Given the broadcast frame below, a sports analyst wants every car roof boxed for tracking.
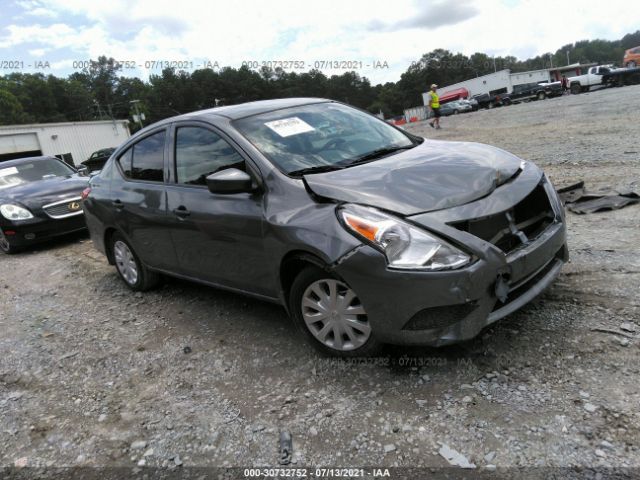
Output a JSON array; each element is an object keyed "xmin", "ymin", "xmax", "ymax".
[
  {"xmin": 0, "ymin": 156, "xmax": 62, "ymax": 168},
  {"xmin": 134, "ymin": 98, "xmax": 333, "ymax": 136}
]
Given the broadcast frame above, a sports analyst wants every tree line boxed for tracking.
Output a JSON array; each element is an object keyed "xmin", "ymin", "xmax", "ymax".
[{"xmin": 1, "ymin": 30, "xmax": 638, "ymax": 129}]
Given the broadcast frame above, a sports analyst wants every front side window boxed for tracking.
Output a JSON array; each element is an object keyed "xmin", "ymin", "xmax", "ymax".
[
  {"xmin": 131, "ymin": 131, "xmax": 165, "ymax": 182},
  {"xmin": 175, "ymin": 127, "xmax": 244, "ymax": 185},
  {"xmin": 233, "ymin": 102, "xmax": 416, "ymax": 175}
]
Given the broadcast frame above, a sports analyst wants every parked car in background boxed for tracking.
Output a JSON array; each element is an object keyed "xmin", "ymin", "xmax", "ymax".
[
  {"xmin": 509, "ymin": 82, "xmax": 563, "ymax": 103},
  {"xmin": 439, "ymin": 100, "xmax": 473, "ymax": 116},
  {"xmin": 568, "ymin": 64, "xmax": 640, "ymax": 93},
  {"xmin": 0, "ymin": 156, "xmax": 89, "ymax": 253},
  {"xmin": 623, "ymin": 46, "xmax": 640, "ymax": 67},
  {"xmin": 83, "ymin": 98, "xmax": 567, "ymax": 356},
  {"xmin": 471, "ymin": 92, "xmax": 510, "ymax": 109},
  {"xmin": 81, "ymin": 148, "xmax": 116, "ymax": 173}
]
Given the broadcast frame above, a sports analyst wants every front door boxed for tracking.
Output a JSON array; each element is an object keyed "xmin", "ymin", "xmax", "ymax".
[{"xmin": 165, "ymin": 124, "xmax": 272, "ymax": 296}]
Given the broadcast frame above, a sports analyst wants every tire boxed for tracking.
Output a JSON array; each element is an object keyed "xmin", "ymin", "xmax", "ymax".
[
  {"xmin": 453, "ymin": 110, "xmax": 459, "ymax": 115},
  {"xmin": 537, "ymin": 91, "xmax": 546, "ymax": 100},
  {"xmin": 109, "ymin": 232, "xmax": 161, "ymax": 291},
  {"xmin": 0, "ymin": 229, "xmax": 21, "ymax": 254},
  {"xmin": 488, "ymin": 102, "xmax": 494, "ymax": 109},
  {"xmin": 627, "ymin": 61, "xmax": 637, "ymax": 68},
  {"xmin": 288, "ymin": 265, "xmax": 382, "ymax": 357},
  {"xmin": 570, "ymin": 83, "xmax": 581, "ymax": 95}
]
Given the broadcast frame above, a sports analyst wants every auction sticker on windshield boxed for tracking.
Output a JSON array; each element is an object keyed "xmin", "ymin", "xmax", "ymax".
[{"xmin": 265, "ymin": 117, "xmax": 315, "ymax": 137}]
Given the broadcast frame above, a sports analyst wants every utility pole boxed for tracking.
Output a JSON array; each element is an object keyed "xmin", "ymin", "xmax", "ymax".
[
  {"xmin": 93, "ymin": 100, "xmax": 104, "ymax": 119},
  {"xmin": 493, "ymin": 56, "xmax": 497, "ymax": 72},
  {"xmin": 130, "ymin": 100, "xmax": 144, "ymax": 129},
  {"xmin": 549, "ymin": 54, "xmax": 553, "ymax": 69},
  {"xmin": 566, "ymin": 50, "xmax": 570, "ymax": 65}
]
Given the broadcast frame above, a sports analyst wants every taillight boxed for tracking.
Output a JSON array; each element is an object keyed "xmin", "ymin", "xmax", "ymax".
[{"xmin": 81, "ymin": 187, "xmax": 91, "ymax": 200}]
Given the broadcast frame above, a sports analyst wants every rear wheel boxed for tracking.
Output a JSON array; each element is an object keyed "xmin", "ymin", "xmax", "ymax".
[
  {"xmin": 537, "ymin": 91, "xmax": 546, "ymax": 100},
  {"xmin": 110, "ymin": 233, "xmax": 160, "ymax": 291},
  {"xmin": 289, "ymin": 266, "xmax": 381, "ymax": 357},
  {"xmin": 627, "ymin": 61, "xmax": 637, "ymax": 68}
]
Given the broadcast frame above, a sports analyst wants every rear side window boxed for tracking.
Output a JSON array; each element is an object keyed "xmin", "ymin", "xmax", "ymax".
[
  {"xmin": 175, "ymin": 127, "xmax": 244, "ymax": 185},
  {"xmin": 132, "ymin": 131, "xmax": 165, "ymax": 182}
]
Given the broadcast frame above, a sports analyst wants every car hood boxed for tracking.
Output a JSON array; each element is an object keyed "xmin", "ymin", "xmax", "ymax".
[
  {"xmin": 303, "ymin": 140, "xmax": 523, "ymax": 215},
  {"xmin": 0, "ymin": 175, "xmax": 89, "ymax": 210}
]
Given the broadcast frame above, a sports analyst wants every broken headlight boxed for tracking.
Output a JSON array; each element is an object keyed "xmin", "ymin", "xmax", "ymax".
[{"xmin": 338, "ymin": 204, "xmax": 470, "ymax": 270}]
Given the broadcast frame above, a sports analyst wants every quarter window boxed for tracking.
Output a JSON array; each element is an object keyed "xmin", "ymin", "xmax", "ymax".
[
  {"xmin": 175, "ymin": 127, "xmax": 245, "ymax": 185},
  {"xmin": 117, "ymin": 148, "xmax": 133, "ymax": 177}
]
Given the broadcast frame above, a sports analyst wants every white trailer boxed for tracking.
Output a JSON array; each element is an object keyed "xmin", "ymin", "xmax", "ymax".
[{"xmin": 423, "ymin": 68, "xmax": 552, "ymax": 106}]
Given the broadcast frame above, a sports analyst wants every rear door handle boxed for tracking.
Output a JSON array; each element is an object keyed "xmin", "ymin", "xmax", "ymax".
[
  {"xmin": 173, "ymin": 206, "xmax": 190, "ymax": 218},
  {"xmin": 112, "ymin": 199, "xmax": 124, "ymax": 210}
]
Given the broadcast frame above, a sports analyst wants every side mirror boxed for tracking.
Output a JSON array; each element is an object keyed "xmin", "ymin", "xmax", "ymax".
[
  {"xmin": 206, "ymin": 168, "xmax": 253, "ymax": 194},
  {"xmin": 77, "ymin": 165, "xmax": 89, "ymax": 176}
]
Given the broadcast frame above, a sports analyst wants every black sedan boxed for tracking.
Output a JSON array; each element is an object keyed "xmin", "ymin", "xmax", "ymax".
[
  {"xmin": 0, "ymin": 156, "xmax": 89, "ymax": 253},
  {"xmin": 81, "ymin": 148, "xmax": 116, "ymax": 173},
  {"xmin": 83, "ymin": 98, "xmax": 567, "ymax": 356}
]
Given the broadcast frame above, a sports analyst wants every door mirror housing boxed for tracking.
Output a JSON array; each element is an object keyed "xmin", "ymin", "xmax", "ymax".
[
  {"xmin": 206, "ymin": 168, "xmax": 253, "ymax": 194},
  {"xmin": 76, "ymin": 165, "xmax": 89, "ymax": 176}
]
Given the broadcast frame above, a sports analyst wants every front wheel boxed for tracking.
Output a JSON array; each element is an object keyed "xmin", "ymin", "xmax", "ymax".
[
  {"xmin": 627, "ymin": 61, "xmax": 637, "ymax": 68},
  {"xmin": 289, "ymin": 266, "xmax": 382, "ymax": 357},
  {"xmin": 570, "ymin": 83, "xmax": 581, "ymax": 94},
  {"xmin": 537, "ymin": 91, "xmax": 546, "ymax": 100},
  {"xmin": 110, "ymin": 233, "xmax": 161, "ymax": 291}
]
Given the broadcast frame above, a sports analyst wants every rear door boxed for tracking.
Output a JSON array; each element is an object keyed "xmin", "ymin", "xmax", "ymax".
[
  {"xmin": 164, "ymin": 122, "xmax": 271, "ymax": 296},
  {"xmin": 110, "ymin": 128, "xmax": 176, "ymax": 270}
]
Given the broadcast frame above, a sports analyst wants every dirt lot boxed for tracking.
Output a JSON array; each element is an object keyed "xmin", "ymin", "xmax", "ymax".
[{"xmin": 1, "ymin": 85, "xmax": 639, "ymax": 476}]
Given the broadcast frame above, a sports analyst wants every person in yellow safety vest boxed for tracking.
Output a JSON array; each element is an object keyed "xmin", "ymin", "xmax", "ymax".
[{"xmin": 428, "ymin": 84, "xmax": 441, "ymax": 130}]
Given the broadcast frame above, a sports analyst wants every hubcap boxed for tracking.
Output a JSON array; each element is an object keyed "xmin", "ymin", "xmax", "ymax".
[
  {"xmin": 301, "ymin": 279, "xmax": 370, "ymax": 351},
  {"xmin": 113, "ymin": 240, "xmax": 138, "ymax": 285},
  {"xmin": 0, "ymin": 229, "xmax": 9, "ymax": 252}
]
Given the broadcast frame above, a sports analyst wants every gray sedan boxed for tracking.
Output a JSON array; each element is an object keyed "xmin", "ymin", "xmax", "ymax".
[{"xmin": 82, "ymin": 98, "xmax": 567, "ymax": 356}]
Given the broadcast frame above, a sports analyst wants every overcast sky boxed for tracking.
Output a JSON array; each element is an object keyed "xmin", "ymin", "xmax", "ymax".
[{"xmin": 1, "ymin": 0, "xmax": 638, "ymax": 84}]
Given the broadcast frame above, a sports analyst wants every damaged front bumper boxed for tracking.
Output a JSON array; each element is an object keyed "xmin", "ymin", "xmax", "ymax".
[{"xmin": 333, "ymin": 169, "xmax": 568, "ymax": 347}]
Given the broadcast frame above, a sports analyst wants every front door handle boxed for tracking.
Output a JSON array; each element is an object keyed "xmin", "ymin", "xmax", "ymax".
[
  {"xmin": 112, "ymin": 199, "xmax": 124, "ymax": 210},
  {"xmin": 173, "ymin": 206, "xmax": 190, "ymax": 218}
]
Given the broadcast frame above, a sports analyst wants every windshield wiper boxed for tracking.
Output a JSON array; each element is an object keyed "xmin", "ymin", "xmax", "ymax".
[
  {"xmin": 341, "ymin": 145, "xmax": 416, "ymax": 166},
  {"xmin": 288, "ymin": 164, "xmax": 346, "ymax": 176}
]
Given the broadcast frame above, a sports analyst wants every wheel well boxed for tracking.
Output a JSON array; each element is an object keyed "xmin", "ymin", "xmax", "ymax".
[
  {"xmin": 279, "ymin": 251, "xmax": 329, "ymax": 308},
  {"xmin": 103, "ymin": 227, "xmax": 117, "ymax": 265}
]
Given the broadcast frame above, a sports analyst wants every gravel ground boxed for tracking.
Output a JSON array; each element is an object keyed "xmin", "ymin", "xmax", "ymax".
[{"xmin": 1, "ymin": 85, "xmax": 639, "ymax": 476}]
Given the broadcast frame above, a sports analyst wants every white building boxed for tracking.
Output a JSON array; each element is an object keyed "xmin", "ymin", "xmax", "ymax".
[{"xmin": 0, "ymin": 120, "xmax": 130, "ymax": 166}]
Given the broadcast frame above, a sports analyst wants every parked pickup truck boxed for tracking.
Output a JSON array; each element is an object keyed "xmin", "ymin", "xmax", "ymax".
[
  {"xmin": 471, "ymin": 92, "xmax": 510, "ymax": 109},
  {"xmin": 568, "ymin": 65, "xmax": 640, "ymax": 94},
  {"xmin": 509, "ymin": 81, "xmax": 563, "ymax": 103}
]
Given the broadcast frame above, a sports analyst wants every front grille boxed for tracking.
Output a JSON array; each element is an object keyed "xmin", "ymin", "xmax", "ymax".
[
  {"xmin": 42, "ymin": 197, "xmax": 83, "ymax": 219},
  {"xmin": 450, "ymin": 182, "xmax": 555, "ymax": 253}
]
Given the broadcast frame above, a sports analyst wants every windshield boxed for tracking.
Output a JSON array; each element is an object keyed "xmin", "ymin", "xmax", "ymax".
[
  {"xmin": 0, "ymin": 158, "xmax": 75, "ymax": 190},
  {"xmin": 234, "ymin": 102, "xmax": 416, "ymax": 175}
]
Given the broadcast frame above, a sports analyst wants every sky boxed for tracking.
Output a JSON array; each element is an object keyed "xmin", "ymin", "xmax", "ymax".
[{"xmin": 0, "ymin": 0, "xmax": 638, "ymax": 84}]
